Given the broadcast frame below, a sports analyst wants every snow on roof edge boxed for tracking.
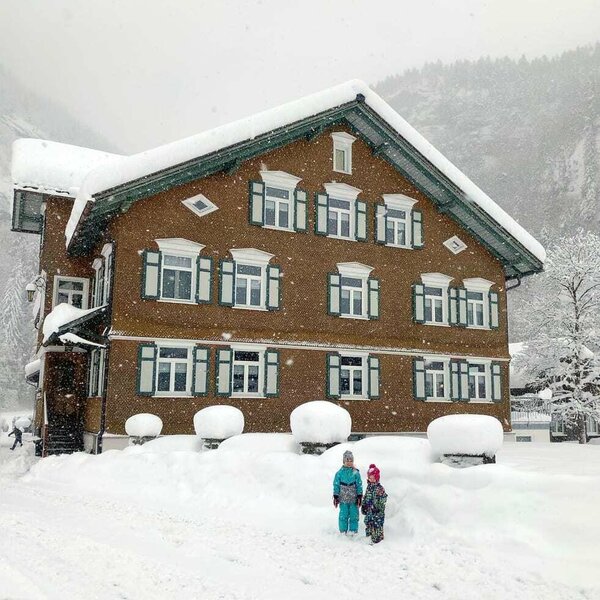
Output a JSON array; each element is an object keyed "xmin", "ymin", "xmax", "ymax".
[{"xmin": 61, "ymin": 80, "xmax": 544, "ymax": 263}]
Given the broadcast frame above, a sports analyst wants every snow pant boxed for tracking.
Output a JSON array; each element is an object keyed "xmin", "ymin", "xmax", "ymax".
[
  {"xmin": 338, "ymin": 502, "xmax": 359, "ymax": 533},
  {"xmin": 364, "ymin": 512, "xmax": 385, "ymax": 543},
  {"xmin": 11, "ymin": 439, "xmax": 22, "ymax": 450}
]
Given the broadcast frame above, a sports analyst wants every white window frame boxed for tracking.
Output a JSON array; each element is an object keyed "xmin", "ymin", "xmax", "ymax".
[
  {"xmin": 463, "ymin": 278, "xmax": 494, "ymax": 329},
  {"xmin": 587, "ymin": 416, "xmax": 599, "ymax": 435},
  {"xmin": 53, "ymin": 275, "xmax": 89, "ymax": 309},
  {"xmin": 154, "ymin": 342, "xmax": 194, "ymax": 397},
  {"xmin": 92, "ymin": 257, "xmax": 105, "ymax": 308},
  {"xmin": 339, "ymin": 350, "xmax": 369, "ymax": 400},
  {"xmin": 324, "ymin": 182, "xmax": 361, "ymax": 241},
  {"xmin": 231, "ymin": 343, "xmax": 266, "ymax": 399},
  {"xmin": 88, "ymin": 347, "xmax": 106, "ymax": 397},
  {"xmin": 331, "ymin": 132, "xmax": 356, "ymax": 174},
  {"xmin": 424, "ymin": 357, "xmax": 450, "ymax": 402},
  {"xmin": 230, "ymin": 248, "xmax": 274, "ymax": 311},
  {"xmin": 467, "ymin": 360, "xmax": 492, "ymax": 402},
  {"xmin": 421, "ymin": 273, "xmax": 453, "ymax": 326},
  {"xmin": 101, "ymin": 243, "xmax": 113, "ymax": 305},
  {"xmin": 382, "ymin": 194, "xmax": 417, "ymax": 248},
  {"xmin": 337, "ymin": 262, "xmax": 373, "ymax": 320},
  {"xmin": 182, "ymin": 193, "xmax": 218, "ymax": 218},
  {"xmin": 260, "ymin": 171, "xmax": 301, "ymax": 232},
  {"xmin": 156, "ymin": 238, "xmax": 205, "ymax": 304},
  {"xmin": 443, "ymin": 235, "xmax": 467, "ymax": 255}
]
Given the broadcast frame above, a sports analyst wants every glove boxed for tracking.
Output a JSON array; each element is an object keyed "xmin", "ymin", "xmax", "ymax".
[
  {"xmin": 333, "ymin": 495, "xmax": 339, "ymax": 508},
  {"xmin": 356, "ymin": 494, "xmax": 362, "ymax": 508}
]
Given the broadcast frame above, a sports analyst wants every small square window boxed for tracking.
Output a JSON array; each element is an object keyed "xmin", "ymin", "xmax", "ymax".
[
  {"xmin": 182, "ymin": 194, "xmax": 218, "ymax": 218},
  {"xmin": 443, "ymin": 236, "xmax": 467, "ymax": 255}
]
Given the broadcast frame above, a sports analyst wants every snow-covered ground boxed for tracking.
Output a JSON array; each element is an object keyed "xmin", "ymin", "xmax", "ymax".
[{"xmin": 1, "ymin": 432, "xmax": 599, "ymax": 600}]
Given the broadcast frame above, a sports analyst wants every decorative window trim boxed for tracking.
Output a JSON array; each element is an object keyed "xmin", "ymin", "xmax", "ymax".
[
  {"xmin": 463, "ymin": 278, "xmax": 494, "ymax": 330},
  {"xmin": 156, "ymin": 238, "xmax": 205, "ymax": 255},
  {"xmin": 324, "ymin": 182, "xmax": 361, "ymax": 202},
  {"xmin": 334, "ymin": 262, "xmax": 376, "ymax": 320},
  {"xmin": 182, "ymin": 193, "xmax": 218, "ymax": 218},
  {"xmin": 259, "ymin": 170, "xmax": 302, "ymax": 232},
  {"xmin": 381, "ymin": 194, "xmax": 418, "ymax": 248},
  {"xmin": 466, "ymin": 359, "xmax": 493, "ymax": 403},
  {"xmin": 331, "ymin": 132, "xmax": 356, "ymax": 174},
  {"xmin": 52, "ymin": 275, "xmax": 89, "ymax": 310},
  {"xmin": 229, "ymin": 248, "xmax": 275, "ymax": 311},
  {"xmin": 323, "ymin": 182, "xmax": 362, "ymax": 241},
  {"xmin": 260, "ymin": 170, "xmax": 302, "ymax": 189},
  {"xmin": 155, "ymin": 239, "xmax": 205, "ymax": 305},
  {"xmin": 339, "ymin": 351, "xmax": 369, "ymax": 400},
  {"xmin": 230, "ymin": 343, "xmax": 268, "ymax": 399},
  {"xmin": 420, "ymin": 273, "xmax": 453, "ymax": 326},
  {"xmin": 153, "ymin": 341, "xmax": 196, "ymax": 398},
  {"xmin": 444, "ymin": 235, "xmax": 467, "ymax": 255},
  {"xmin": 423, "ymin": 356, "xmax": 451, "ymax": 402}
]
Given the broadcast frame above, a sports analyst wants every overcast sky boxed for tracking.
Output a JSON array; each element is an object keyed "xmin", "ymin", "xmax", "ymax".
[{"xmin": 1, "ymin": 0, "xmax": 599, "ymax": 153}]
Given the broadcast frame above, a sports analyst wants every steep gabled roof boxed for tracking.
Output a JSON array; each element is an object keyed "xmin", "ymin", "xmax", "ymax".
[{"xmin": 15, "ymin": 80, "xmax": 545, "ymax": 277}]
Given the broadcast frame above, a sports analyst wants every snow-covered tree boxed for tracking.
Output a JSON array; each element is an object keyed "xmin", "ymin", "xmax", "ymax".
[{"xmin": 515, "ymin": 230, "xmax": 600, "ymax": 443}]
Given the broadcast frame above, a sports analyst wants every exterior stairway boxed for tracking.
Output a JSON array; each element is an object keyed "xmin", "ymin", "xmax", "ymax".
[{"xmin": 45, "ymin": 426, "xmax": 83, "ymax": 456}]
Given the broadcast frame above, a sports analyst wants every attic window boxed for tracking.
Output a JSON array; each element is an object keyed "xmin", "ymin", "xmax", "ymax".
[
  {"xmin": 331, "ymin": 132, "xmax": 356, "ymax": 174},
  {"xmin": 443, "ymin": 236, "xmax": 467, "ymax": 255},
  {"xmin": 182, "ymin": 194, "xmax": 218, "ymax": 218}
]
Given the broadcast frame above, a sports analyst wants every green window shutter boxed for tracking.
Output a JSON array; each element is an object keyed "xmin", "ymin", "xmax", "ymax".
[
  {"xmin": 450, "ymin": 360, "xmax": 461, "ymax": 401},
  {"xmin": 413, "ymin": 358, "xmax": 426, "ymax": 401},
  {"xmin": 137, "ymin": 344, "xmax": 157, "ymax": 396},
  {"xmin": 216, "ymin": 348, "xmax": 233, "ymax": 396},
  {"xmin": 315, "ymin": 193, "xmax": 329, "ymax": 236},
  {"xmin": 412, "ymin": 209, "xmax": 424, "ymax": 248},
  {"xmin": 326, "ymin": 353, "xmax": 341, "ymax": 399},
  {"xmin": 141, "ymin": 250, "xmax": 161, "ymax": 299},
  {"xmin": 459, "ymin": 361, "xmax": 470, "ymax": 401},
  {"xmin": 492, "ymin": 362, "xmax": 502, "ymax": 402},
  {"xmin": 368, "ymin": 355, "xmax": 380, "ymax": 399},
  {"xmin": 328, "ymin": 273, "xmax": 341, "ymax": 316},
  {"xmin": 412, "ymin": 283, "xmax": 425, "ymax": 323},
  {"xmin": 375, "ymin": 204, "xmax": 387, "ymax": 244},
  {"xmin": 355, "ymin": 200, "xmax": 367, "ymax": 241},
  {"xmin": 489, "ymin": 291, "xmax": 499, "ymax": 329},
  {"xmin": 264, "ymin": 349, "xmax": 280, "ymax": 397},
  {"xmin": 294, "ymin": 189, "xmax": 308, "ymax": 232},
  {"xmin": 192, "ymin": 346, "xmax": 210, "ymax": 396},
  {"xmin": 266, "ymin": 264, "xmax": 281, "ymax": 311},
  {"xmin": 249, "ymin": 180, "xmax": 265, "ymax": 226},
  {"xmin": 458, "ymin": 288, "xmax": 468, "ymax": 327},
  {"xmin": 196, "ymin": 256, "xmax": 213, "ymax": 304},
  {"xmin": 219, "ymin": 259, "xmax": 235, "ymax": 306},
  {"xmin": 449, "ymin": 288, "xmax": 459, "ymax": 326},
  {"xmin": 368, "ymin": 277, "xmax": 380, "ymax": 320}
]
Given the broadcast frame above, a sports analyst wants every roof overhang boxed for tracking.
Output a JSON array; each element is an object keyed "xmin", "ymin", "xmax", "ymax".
[
  {"xmin": 67, "ymin": 98, "xmax": 543, "ymax": 278},
  {"xmin": 43, "ymin": 305, "xmax": 109, "ymax": 347}
]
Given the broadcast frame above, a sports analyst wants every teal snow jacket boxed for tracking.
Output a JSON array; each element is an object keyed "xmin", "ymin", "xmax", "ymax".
[{"xmin": 333, "ymin": 466, "xmax": 363, "ymax": 504}]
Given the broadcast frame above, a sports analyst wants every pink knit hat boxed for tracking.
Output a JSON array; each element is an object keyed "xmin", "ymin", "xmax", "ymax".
[{"xmin": 367, "ymin": 464, "xmax": 380, "ymax": 482}]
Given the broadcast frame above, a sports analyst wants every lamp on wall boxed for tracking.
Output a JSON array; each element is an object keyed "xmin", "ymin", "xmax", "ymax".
[{"xmin": 26, "ymin": 276, "xmax": 45, "ymax": 303}]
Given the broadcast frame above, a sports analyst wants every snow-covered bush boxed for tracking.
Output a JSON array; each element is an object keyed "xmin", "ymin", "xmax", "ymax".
[
  {"xmin": 427, "ymin": 414, "xmax": 503, "ymax": 467},
  {"xmin": 290, "ymin": 401, "xmax": 351, "ymax": 454},
  {"xmin": 125, "ymin": 413, "xmax": 163, "ymax": 445},
  {"xmin": 193, "ymin": 406, "xmax": 244, "ymax": 449},
  {"xmin": 15, "ymin": 417, "xmax": 32, "ymax": 431}
]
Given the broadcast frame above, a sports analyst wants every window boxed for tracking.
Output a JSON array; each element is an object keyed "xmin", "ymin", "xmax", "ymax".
[
  {"xmin": 220, "ymin": 248, "xmax": 280, "ymax": 311},
  {"xmin": 468, "ymin": 363, "xmax": 488, "ymax": 400},
  {"xmin": 413, "ymin": 273, "xmax": 453, "ymax": 325},
  {"xmin": 182, "ymin": 193, "xmax": 218, "ymax": 218},
  {"xmin": 425, "ymin": 359, "xmax": 448, "ymax": 400},
  {"xmin": 53, "ymin": 276, "xmax": 89, "ymax": 309},
  {"xmin": 143, "ymin": 238, "xmax": 208, "ymax": 304},
  {"xmin": 462, "ymin": 278, "xmax": 495, "ymax": 329},
  {"xmin": 156, "ymin": 346, "xmax": 190, "ymax": 395},
  {"xmin": 326, "ymin": 352, "xmax": 380, "ymax": 400},
  {"xmin": 88, "ymin": 348, "xmax": 106, "ymax": 397},
  {"xmin": 249, "ymin": 171, "xmax": 305, "ymax": 232},
  {"xmin": 443, "ymin": 236, "xmax": 467, "ymax": 255},
  {"xmin": 467, "ymin": 291, "xmax": 485, "ymax": 327},
  {"xmin": 232, "ymin": 350, "xmax": 261, "ymax": 395},
  {"xmin": 376, "ymin": 194, "xmax": 422, "ymax": 249},
  {"xmin": 331, "ymin": 132, "xmax": 356, "ymax": 174},
  {"xmin": 587, "ymin": 417, "xmax": 599, "ymax": 436},
  {"xmin": 328, "ymin": 262, "xmax": 379, "ymax": 319},
  {"xmin": 92, "ymin": 244, "xmax": 114, "ymax": 308},
  {"xmin": 93, "ymin": 258, "xmax": 105, "ymax": 307},
  {"xmin": 315, "ymin": 183, "xmax": 366, "ymax": 241}
]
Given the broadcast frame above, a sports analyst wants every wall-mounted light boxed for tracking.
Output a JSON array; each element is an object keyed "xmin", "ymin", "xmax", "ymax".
[{"xmin": 26, "ymin": 276, "xmax": 45, "ymax": 303}]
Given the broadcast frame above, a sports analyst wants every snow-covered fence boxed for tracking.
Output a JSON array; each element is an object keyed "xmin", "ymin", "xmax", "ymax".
[
  {"xmin": 193, "ymin": 406, "xmax": 244, "ymax": 449},
  {"xmin": 125, "ymin": 413, "xmax": 163, "ymax": 446},
  {"xmin": 290, "ymin": 401, "xmax": 351, "ymax": 454},
  {"xmin": 427, "ymin": 414, "xmax": 503, "ymax": 467}
]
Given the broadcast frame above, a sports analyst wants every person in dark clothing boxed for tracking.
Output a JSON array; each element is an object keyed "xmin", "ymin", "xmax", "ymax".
[{"xmin": 8, "ymin": 427, "xmax": 23, "ymax": 450}]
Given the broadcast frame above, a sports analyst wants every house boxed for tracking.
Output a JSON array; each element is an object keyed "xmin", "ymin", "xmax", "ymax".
[{"xmin": 11, "ymin": 80, "xmax": 546, "ymax": 455}]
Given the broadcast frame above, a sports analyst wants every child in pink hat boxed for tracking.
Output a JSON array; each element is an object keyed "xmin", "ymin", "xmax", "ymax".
[{"xmin": 361, "ymin": 463, "xmax": 387, "ymax": 544}]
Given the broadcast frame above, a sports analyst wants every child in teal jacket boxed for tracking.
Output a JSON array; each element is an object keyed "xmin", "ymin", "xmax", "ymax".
[{"xmin": 333, "ymin": 450, "xmax": 363, "ymax": 534}]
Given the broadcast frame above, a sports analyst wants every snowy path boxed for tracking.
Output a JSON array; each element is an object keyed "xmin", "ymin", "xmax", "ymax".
[{"xmin": 1, "ymin": 436, "xmax": 599, "ymax": 600}]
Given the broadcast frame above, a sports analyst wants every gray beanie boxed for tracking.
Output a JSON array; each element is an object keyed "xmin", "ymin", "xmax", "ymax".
[{"xmin": 343, "ymin": 450, "xmax": 354, "ymax": 462}]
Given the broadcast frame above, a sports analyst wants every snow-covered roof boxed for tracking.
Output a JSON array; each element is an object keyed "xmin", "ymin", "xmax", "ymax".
[
  {"xmin": 12, "ymin": 138, "xmax": 122, "ymax": 197},
  {"xmin": 42, "ymin": 303, "xmax": 106, "ymax": 343},
  {"xmin": 24, "ymin": 358, "xmax": 41, "ymax": 378}
]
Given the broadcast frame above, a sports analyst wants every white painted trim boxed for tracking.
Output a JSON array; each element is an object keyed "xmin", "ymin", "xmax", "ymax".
[
  {"xmin": 421, "ymin": 272, "xmax": 453, "ymax": 287},
  {"xmin": 463, "ymin": 277, "xmax": 494, "ymax": 292},
  {"xmin": 229, "ymin": 248, "xmax": 274, "ymax": 266},
  {"xmin": 155, "ymin": 238, "xmax": 205, "ymax": 254},
  {"xmin": 382, "ymin": 194, "xmax": 418, "ymax": 211},
  {"xmin": 92, "ymin": 258, "xmax": 103, "ymax": 270},
  {"xmin": 52, "ymin": 275, "xmax": 90, "ymax": 310},
  {"xmin": 336, "ymin": 262, "xmax": 374, "ymax": 277},
  {"xmin": 181, "ymin": 194, "xmax": 218, "ymax": 218},
  {"xmin": 331, "ymin": 131, "xmax": 357, "ymax": 144},
  {"xmin": 101, "ymin": 243, "xmax": 113, "ymax": 258},
  {"xmin": 260, "ymin": 170, "xmax": 302, "ymax": 189},
  {"xmin": 331, "ymin": 132, "xmax": 356, "ymax": 175},
  {"xmin": 324, "ymin": 182, "xmax": 361, "ymax": 200},
  {"xmin": 443, "ymin": 236, "xmax": 467, "ymax": 255},
  {"xmin": 109, "ymin": 334, "xmax": 511, "ymax": 362}
]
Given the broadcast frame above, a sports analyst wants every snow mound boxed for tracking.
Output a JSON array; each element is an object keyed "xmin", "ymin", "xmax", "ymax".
[
  {"xmin": 290, "ymin": 401, "xmax": 351, "ymax": 444},
  {"xmin": 193, "ymin": 406, "xmax": 244, "ymax": 439},
  {"xmin": 136, "ymin": 435, "xmax": 203, "ymax": 453},
  {"xmin": 427, "ymin": 414, "xmax": 503, "ymax": 457},
  {"xmin": 15, "ymin": 417, "xmax": 31, "ymax": 430},
  {"xmin": 125, "ymin": 414, "xmax": 163, "ymax": 438},
  {"xmin": 219, "ymin": 433, "xmax": 300, "ymax": 454}
]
